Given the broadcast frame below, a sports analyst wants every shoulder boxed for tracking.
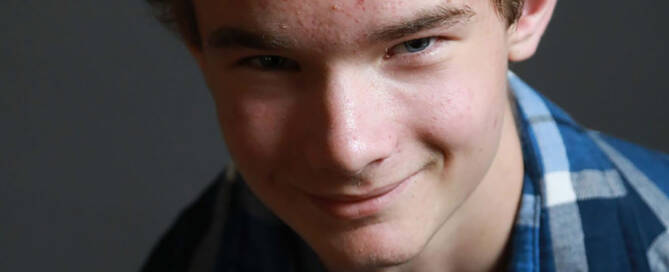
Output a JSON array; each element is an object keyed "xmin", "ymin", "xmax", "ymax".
[
  {"xmin": 140, "ymin": 170, "xmax": 232, "ymax": 272},
  {"xmin": 508, "ymin": 72, "xmax": 669, "ymax": 270},
  {"xmin": 139, "ymin": 166, "xmax": 306, "ymax": 272},
  {"xmin": 586, "ymin": 131, "xmax": 669, "ymax": 271},
  {"xmin": 589, "ymin": 132, "xmax": 669, "ymax": 198}
]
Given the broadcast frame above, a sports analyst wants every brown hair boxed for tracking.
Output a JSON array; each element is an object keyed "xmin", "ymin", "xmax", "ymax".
[{"xmin": 147, "ymin": 0, "xmax": 525, "ymax": 48}]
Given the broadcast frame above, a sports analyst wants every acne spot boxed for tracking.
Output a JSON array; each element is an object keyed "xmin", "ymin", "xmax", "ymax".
[
  {"xmin": 331, "ymin": 4, "xmax": 340, "ymax": 11},
  {"xmin": 356, "ymin": 0, "xmax": 366, "ymax": 11}
]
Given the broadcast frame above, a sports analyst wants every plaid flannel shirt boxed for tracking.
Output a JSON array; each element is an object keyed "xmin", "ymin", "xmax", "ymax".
[{"xmin": 142, "ymin": 73, "xmax": 669, "ymax": 272}]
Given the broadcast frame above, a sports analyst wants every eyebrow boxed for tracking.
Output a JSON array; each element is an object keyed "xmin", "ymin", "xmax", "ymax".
[
  {"xmin": 206, "ymin": 4, "xmax": 475, "ymax": 50},
  {"xmin": 207, "ymin": 28, "xmax": 296, "ymax": 50},
  {"xmin": 370, "ymin": 5, "xmax": 475, "ymax": 41}
]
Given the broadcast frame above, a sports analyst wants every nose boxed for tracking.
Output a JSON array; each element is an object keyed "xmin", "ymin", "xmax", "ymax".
[{"xmin": 304, "ymin": 66, "xmax": 397, "ymax": 177}]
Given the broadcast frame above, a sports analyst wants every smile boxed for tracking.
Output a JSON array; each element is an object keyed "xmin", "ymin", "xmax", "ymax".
[{"xmin": 307, "ymin": 169, "xmax": 421, "ymax": 220}]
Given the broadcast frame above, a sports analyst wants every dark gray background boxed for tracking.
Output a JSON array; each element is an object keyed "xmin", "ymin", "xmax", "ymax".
[{"xmin": 2, "ymin": 0, "xmax": 667, "ymax": 271}]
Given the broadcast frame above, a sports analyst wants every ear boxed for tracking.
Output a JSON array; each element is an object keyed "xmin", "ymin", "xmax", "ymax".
[{"xmin": 507, "ymin": 0, "xmax": 557, "ymax": 62}]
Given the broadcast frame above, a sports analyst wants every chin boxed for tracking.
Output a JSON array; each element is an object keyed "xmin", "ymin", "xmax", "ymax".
[{"xmin": 310, "ymin": 219, "xmax": 432, "ymax": 272}]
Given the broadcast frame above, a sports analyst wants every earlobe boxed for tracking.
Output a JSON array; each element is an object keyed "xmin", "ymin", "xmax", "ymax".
[{"xmin": 507, "ymin": 0, "xmax": 557, "ymax": 62}]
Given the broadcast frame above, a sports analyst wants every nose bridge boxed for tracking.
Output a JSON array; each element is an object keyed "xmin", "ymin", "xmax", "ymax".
[
  {"xmin": 326, "ymin": 70, "xmax": 366, "ymax": 152},
  {"xmin": 306, "ymin": 64, "xmax": 395, "ymax": 174}
]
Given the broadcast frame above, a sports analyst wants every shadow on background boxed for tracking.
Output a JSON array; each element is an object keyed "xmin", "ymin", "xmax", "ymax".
[{"xmin": 1, "ymin": 0, "xmax": 667, "ymax": 271}]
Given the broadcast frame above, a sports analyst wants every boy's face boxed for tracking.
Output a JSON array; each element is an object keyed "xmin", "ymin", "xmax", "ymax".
[{"xmin": 192, "ymin": 0, "xmax": 516, "ymax": 269}]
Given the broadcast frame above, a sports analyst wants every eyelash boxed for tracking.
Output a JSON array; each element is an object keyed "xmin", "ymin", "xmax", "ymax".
[{"xmin": 237, "ymin": 36, "xmax": 445, "ymax": 71}]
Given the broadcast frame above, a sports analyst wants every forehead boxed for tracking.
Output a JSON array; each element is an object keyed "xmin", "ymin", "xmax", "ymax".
[{"xmin": 193, "ymin": 0, "xmax": 490, "ymax": 48}]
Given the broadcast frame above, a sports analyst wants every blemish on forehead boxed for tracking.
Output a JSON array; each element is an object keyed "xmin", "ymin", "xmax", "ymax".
[{"xmin": 356, "ymin": 0, "xmax": 367, "ymax": 11}]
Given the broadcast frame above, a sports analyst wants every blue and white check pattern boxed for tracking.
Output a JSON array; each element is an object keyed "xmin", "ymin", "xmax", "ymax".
[
  {"xmin": 508, "ymin": 72, "xmax": 669, "ymax": 271},
  {"xmin": 142, "ymin": 73, "xmax": 669, "ymax": 272}
]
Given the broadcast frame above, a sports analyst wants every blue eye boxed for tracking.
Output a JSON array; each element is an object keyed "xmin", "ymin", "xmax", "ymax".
[
  {"xmin": 241, "ymin": 55, "xmax": 299, "ymax": 71},
  {"xmin": 404, "ymin": 38, "xmax": 433, "ymax": 52},
  {"xmin": 387, "ymin": 37, "xmax": 437, "ymax": 56}
]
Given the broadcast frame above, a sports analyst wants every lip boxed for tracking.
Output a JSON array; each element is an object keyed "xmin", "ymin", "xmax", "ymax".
[{"xmin": 307, "ymin": 169, "xmax": 421, "ymax": 220}]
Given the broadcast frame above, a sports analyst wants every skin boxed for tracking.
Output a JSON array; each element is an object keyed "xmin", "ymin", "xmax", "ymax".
[{"xmin": 188, "ymin": 0, "xmax": 556, "ymax": 271}]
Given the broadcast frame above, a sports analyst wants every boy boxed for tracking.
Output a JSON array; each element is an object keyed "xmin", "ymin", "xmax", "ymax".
[{"xmin": 142, "ymin": 0, "xmax": 669, "ymax": 271}]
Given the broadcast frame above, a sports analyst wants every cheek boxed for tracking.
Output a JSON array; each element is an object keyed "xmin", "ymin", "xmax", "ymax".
[
  {"xmin": 416, "ymin": 46, "xmax": 508, "ymax": 151},
  {"xmin": 408, "ymin": 77, "xmax": 506, "ymax": 153},
  {"xmin": 215, "ymin": 92, "xmax": 294, "ymax": 175}
]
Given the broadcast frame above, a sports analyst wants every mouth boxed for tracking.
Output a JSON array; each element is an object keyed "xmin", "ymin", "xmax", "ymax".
[{"xmin": 307, "ymin": 168, "xmax": 422, "ymax": 220}]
